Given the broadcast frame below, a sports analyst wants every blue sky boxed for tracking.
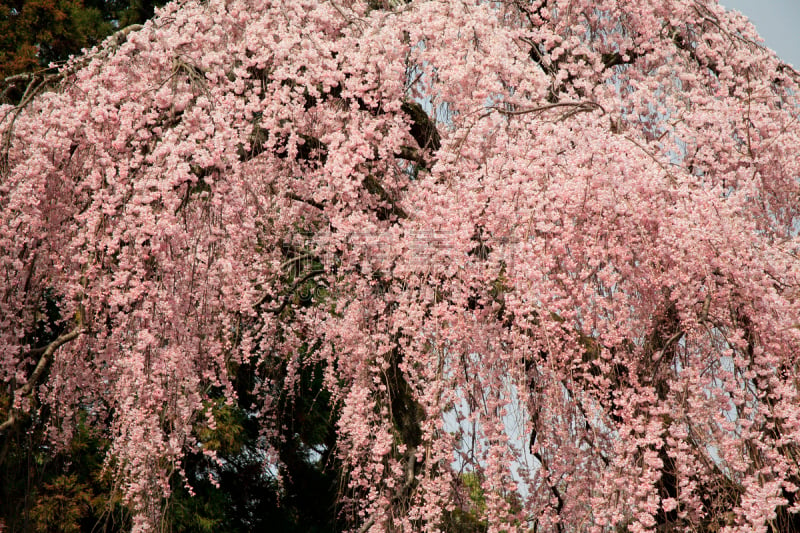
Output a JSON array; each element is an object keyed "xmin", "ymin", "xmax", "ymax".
[{"xmin": 720, "ymin": 0, "xmax": 800, "ymax": 67}]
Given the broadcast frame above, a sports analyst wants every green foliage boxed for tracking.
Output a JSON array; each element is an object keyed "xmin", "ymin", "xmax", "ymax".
[
  {"xmin": 0, "ymin": 217, "xmax": 342, "ymax": 532},
  {"xmin": 443, "ymin": 473, "xmax": 488, "ymax": 533},
  {"xmin": 442, "ymin": 473, "xmax": 528, "ymax": 532},
  {"xmin": 30, "ymin": 474, "xmax": 93, "ymax": 533},
  {"xmin": 270, "ymin": 356, "xmax": 341, "ymax": 532},
  {"xmin": 195, "ymin": 399, "xmax": 245, "ymax": 455},
  {"xmin": 1, "ymin": 362, "xmax": 344, "ymax": 532},
  {"xmin": 0, "ymin": 410, "xmax": 130, "ymax": 532},
  {"xmin": 162, "ymin": 349, "xmax": 342, "ymax": 532}
]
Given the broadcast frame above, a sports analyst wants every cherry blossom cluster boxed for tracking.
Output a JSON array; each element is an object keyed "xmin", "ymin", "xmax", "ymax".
[{"xmin": 2, "ymin": 0, "xmax": 800, "ymax": 531}]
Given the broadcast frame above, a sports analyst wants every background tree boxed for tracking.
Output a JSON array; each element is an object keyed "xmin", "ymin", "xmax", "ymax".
[
  {"xmin": 0, "ymin": 0, "xmax": 107, "ymax": 78},
  {"xmin": 0, "ymin": 0, "xmax": 165, "ymax": 103},
  {"xmin": 2, "ymin": 0, "xmax": 800, "ymax": 532}
]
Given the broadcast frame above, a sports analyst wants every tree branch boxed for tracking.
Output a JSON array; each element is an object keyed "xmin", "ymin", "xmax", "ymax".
[
  {"xmin": 400, "ymin": 101, "xmax": 441, "ymax": 151},
  {"xmin": 1, "ymin": 24, "xmax": 143, "ymax": 174},
  {"xmin": 1, "ymin": 325, "xmax": 83, "ymax": 433},
  {"xmin": 256, "ymin": 269, "xmax": 325, "ymax": 314},
  {"xmin": 489, "ymin": 100, "xmax": 605, "ymax": 119},
  {"xmin": 363, "ymin": 175, "xmax": 407, "ymax": 220},
  {"xmin": 285, "ymin": 192, "xmax": 325, "ymax": 211},
  {"xmin": 0, "ymin": 24, "xmax": 143, "ymax": 104},
  {"xmin": 395, "ymin": 144, "xmax": 429, "ymax": 168},
  {"xmin": 357, "ymin": 516, "xmax": 376, "ymax": 533}
]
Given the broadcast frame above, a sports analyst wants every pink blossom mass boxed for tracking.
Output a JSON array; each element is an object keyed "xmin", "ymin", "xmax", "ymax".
[{"xmin": 2, "ymin": 0, "xmax": 800, "ymax": 531}]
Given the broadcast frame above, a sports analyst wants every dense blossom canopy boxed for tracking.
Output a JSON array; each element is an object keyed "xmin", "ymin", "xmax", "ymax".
[{"xmin": 3, "ymin": 0, "xmax": 800, "ymax": 531}]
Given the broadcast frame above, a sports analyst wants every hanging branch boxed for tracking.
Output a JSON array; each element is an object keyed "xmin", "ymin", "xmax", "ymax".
[
  {"xmin": 1, "ymin": 24, "xmax": 144, "ymax": 175},
  {"xmin": 0, "ymin": 325, "xmax": 84, "ymax": 433}
]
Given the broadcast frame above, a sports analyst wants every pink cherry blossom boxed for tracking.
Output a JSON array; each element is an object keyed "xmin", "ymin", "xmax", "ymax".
[{"xmin": 3, "ymin": 0, "xmax": 800, "ymax": 531}]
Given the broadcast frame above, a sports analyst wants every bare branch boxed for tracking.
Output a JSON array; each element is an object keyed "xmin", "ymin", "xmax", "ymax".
[
  {"xmin": 285, "ymin": 192, "xmax": 325, "ymax": 211},
  {"xmin": 256, "ymin": 269, "xmax": 326, "ymax": 313},
  {"xmin": 489, "ymin": 100, "xmax": 605, "ymax": 118},
  {"xmin": 357, "ymin": 516, "xmax": 376, "ymax": 533}
]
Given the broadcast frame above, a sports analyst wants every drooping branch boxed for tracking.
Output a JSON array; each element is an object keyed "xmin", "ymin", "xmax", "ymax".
[
  {"xmin": 523, "ymin": 24, "xmax": 641, "ymax": 102},
  {"xmin": 285, "ymin": 192, "xmax": 325, "ymax": 211},
  {"xmin": 379, "ymin": 338, "xmax": 425, "ymax": 529},
  {"xmin": 0, "ymin": 23, "xmax": 144, "ymax": 104},
  {"xmin": 395, "ymin": 144, "xmax": 430, "ymax": 168},
  {"xmin": 1, "ymin": 24, "xmax": 143, "ymax": 175},
  {"xmin": 238, "ymin": 129, "xmax": 414, "ymax": 221},
  {"xmin": 671, "ymin": 30, "xmax": 720, "ymax": 78},
  {"xmin": 0, "ymin": 325, "xmax": 83, "ymax": 434},
  {"xmin": 531, "ymin": 448, "xmax": 564, "ymax": 533}
]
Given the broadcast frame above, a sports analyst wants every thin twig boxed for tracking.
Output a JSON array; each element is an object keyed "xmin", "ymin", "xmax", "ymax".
[{"xmin": 624, "ymin": 135, "xmax": 678, "ymax": 184}]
